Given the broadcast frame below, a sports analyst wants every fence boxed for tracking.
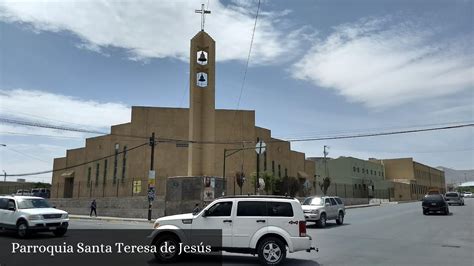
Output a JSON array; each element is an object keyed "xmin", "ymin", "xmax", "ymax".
[
  {"xmin": 0, "ymin": 182, "xmax": 51, "ymax": 196},
  {"xmin": 52, "ymin": 177, "xmax": 151, "ymax": 199},
  {"xmin": 51, "ymin": 176, "xmax": 392, "ymax": 200}
]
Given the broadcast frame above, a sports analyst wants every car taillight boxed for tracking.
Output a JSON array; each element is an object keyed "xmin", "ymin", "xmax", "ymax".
[{"xmin": 299, "ymin": 220, "xmax": 306, "ymax": 237}]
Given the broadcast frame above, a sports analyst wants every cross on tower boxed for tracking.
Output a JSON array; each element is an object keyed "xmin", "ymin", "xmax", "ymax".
[{"xmin": 195, "ymin": 4, "xmax": 211, "ymax": 31}]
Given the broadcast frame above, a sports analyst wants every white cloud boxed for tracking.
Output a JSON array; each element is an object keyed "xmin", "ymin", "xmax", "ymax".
[
  {"xmin": 0, "ymin": 0, "xmax": 299, "ymax": 64},
  {"xmin": 0, "ymin": 89, "xmax": 132, "ymax": 180},
  {"xmin": 0, "ymin": 89, "xmax": 131, "ymax": 132},
  {"xmin": 292, "ymin": 17, "xmax": 474, "ymax": 109}
]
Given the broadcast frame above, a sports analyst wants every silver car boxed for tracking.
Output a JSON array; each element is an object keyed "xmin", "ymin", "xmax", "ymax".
[
  {"xmin": 301, "ymin": 196, "xmax": 345, "ymax": 228},
  {"xmin": 445, "ymin": 192, "xmax": 464, "ymax": 206}
]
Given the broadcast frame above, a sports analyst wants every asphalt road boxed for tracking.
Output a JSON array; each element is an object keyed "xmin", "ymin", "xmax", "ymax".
[{"xmin": 67, "ymin": 199, "xmax": 474, "ymax": 266}]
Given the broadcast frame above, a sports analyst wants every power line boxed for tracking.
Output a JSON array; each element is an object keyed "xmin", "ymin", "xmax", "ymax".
[
  {"xmin": 2, "ymin": 146, "xmax": 51, "ymax": 164},
  {"xmin": 6, "ymin": 142, "xmax": 149, "ymax": 177},
  {"xmin": 2, "ymin": 116, "xmax": 473, "ymax": 145},
  {"xmin": 280, "ymin": 123, "xmax": 474, "ymax": 143},
  {"xmin": 5, "ymin": 123, "xmax": 473, "ymax": 177},
  {"xmin": 233, "ymin": 0, "xmax": 261, "ymax": 113},
  {"xmin": 0, "ymin": 131, "xmax": 84, "ymax": 140},
  {"xmin": 0, "ymin": 117, "xmax": 106, "ymax": 134},
  {"xmin": 329, "ymin": 147, "xmax": 474, "ymax": 155},
  {"xmin": 274, "ymin": 120, "xmax": 474, "ymax": 139}
]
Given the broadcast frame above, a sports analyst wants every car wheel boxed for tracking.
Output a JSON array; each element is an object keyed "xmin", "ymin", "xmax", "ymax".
[
  {"xmin": 423, "ymin": 210, "xmax": 428, "ymax": 215},
  {"xmin": 17, "ymin": 220, "xmax": 30, "ymax": 238},
  {"xmin": 53, "ymin": 228, "xmax": 67, "ymax": 237},
  {"xmin": 316, "ymin": 213, "xmax": 327, "ymax": 228},
  {"xmin": 258, "ymin": 237, "xmax": 286, "ymax": 266},
  {"xmin": 152, "ymin": 234, "xmax": 180, "ymax": 263},
  {"xmin": 444, "ymin": 207, "xmax": 449, "ymax": 215},
  {"xmin": 336, "ymin": 212, "xmax": 344, "ymax": 225}
]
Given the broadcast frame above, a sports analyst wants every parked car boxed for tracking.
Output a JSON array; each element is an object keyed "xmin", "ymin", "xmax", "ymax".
[
  {"xmin": 422, "ymin": 194, "xmax": 449, "ymax": 215},
  {"xmin": 463, "ymin": 192, "xmax": 473, "ymax": 198},
  {"xmin": 301, "ymin": 196, "xmax": 345, "ymax": 228},
  {"xmin": 445, "ymin": 192, "xmax": 464, "ymax": 206},
  {"xmin": 31, "ymin": 188, "xmax": 51, "ymax": 198},
  {"xmin": 0, "ymin": 195, "xmax": 69, "ymax": 238},
  {"xmin": 15, "ymin": 189, "xmax": 31, "ymax": 196},
  {"xmin": 151, "ymin": 196, "xmax": 316, "ymax": 265}
]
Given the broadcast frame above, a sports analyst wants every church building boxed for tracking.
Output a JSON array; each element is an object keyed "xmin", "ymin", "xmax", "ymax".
[{"xmin": 51, "ymin": 10, "xmax": 315, "ymax": 199}]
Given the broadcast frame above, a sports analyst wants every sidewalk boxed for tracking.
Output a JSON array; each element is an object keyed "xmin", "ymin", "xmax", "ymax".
[
  {"xmin": 69, "ymin": 214, "xmax": 154, "ymax": 223},
  {"xmin": 345, "ymin": 203, "xmax": 380, "ymax": 209}
]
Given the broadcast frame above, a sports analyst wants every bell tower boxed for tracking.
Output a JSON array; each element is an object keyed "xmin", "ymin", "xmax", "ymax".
[{"xmin": 188, "ymin": 5, "xmax": 216, "ymax": 176}]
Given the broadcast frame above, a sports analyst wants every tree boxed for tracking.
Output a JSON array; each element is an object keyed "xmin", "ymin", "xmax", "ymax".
[
  {"xmin": 235, "ymin": 171, "xmax": 245, "ymax": 195},
  {"xmin": 277, "ymin": 176, "xmax": 300, "ymax": 197},
  {"xmin": 250, "ymin": 171, "xmax": 280, "ymax": 194},
  {"xmin": 319, "ymin": 176, "xmax": 331, "ymax": 195}
]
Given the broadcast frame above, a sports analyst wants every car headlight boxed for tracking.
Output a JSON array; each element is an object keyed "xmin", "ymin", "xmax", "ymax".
[
  {"xmin": 28, "ymin": 215, "xmax": 42, "ymax": 220},
  {"xmin": 311, "ymin": 209, "xmax": 319, "ymax": 214},
  {"xmin": 153, "ymin": 222, "xmax": 160, "ymax": 229},
  {"xmin": 62, "ymin": 213, "xmax": 69, "ymax": 219}
]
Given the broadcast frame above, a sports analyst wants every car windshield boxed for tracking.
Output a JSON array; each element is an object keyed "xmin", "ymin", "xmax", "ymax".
[
  {"xmin": 17, "ymin": 198, "xmax": 52, "ymax": 209},
  {"xmin": 302, "ymin": 197, "xmax": 323, "ymax": 206},
  {"xmin": 445, "ymin": 193, "xmax": 458, "ymax": 197}
]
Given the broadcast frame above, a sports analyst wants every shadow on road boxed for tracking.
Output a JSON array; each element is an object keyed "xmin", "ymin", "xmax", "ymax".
[
  {"xmin": 306, "ymin": 222, "xmax": 350, "ymax": 229},
  {"xmin": 424, "ymin": 212, "xmax": 453, "ymax": 216},
  {"xmin": 146, "ymin": 254, "xmax": 320, "ymax": 266},
  {"xmin": 0, "ymin": 230, "xmax": 59, "ymax": 239}
]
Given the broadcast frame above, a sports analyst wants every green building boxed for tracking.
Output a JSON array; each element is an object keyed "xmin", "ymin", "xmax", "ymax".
[{"xmin": 308, "ymin": 156, "xmax": 392, "ymax": 199}]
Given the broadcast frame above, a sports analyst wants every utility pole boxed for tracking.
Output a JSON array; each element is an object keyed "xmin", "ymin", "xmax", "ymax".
[
  {"xmin": 148, "ymin": 132, "xmax": 156, "ymax": 221},
  {"xmin": 256, "ymin": 142, "xmax": 260, "ymax": 194},
  {"xmin": 323, "ymin": 145, "xmax": 329, "ymax": 195},
  {"xmin": 323, "ymin": 145, "xmax": 329, "ymax": 178},
  {"xmin": 1, "ymin": 145, "xmax": 6, "ymax": 182},
  {"xmin": 223, "ymin": 149, "xmax": 227, "ymax": 195}
]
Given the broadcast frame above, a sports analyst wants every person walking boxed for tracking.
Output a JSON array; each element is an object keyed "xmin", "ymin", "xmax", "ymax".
[
  {"xmin": 192, "ymin": 203, "xmax": 200, "ymax": 215},
  {"xmin": 90, "ymin": 199, "xmax": 97, "ymax": 217}
]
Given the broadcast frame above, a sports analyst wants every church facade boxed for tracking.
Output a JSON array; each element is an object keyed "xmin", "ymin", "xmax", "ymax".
[{"xmin": 51, "ymin": 29, "xmax": 315, "ymax": 199}]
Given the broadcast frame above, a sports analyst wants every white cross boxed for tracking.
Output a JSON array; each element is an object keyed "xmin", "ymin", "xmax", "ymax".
[{"xmin": 195, "ymin": 4, "xmax": 211, "ymax": 31}]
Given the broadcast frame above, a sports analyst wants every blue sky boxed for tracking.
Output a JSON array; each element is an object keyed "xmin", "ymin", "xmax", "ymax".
[{"xmin": 0, "ymin": 0, "xmax": 473, "ymax": 182}]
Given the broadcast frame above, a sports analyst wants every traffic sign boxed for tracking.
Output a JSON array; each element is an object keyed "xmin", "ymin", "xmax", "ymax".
[{"xmin": 255, "ymin": 140, "xmax": 266, "ymax": 154}]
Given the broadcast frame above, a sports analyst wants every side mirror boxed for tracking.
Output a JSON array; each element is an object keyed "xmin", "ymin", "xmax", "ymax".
[
  {"xmin": 325, "ymin": 202, "xmax": 330, "ymax": 206},
  {"xmin": 53, "ymin": 206, "xmax": 57, "ymax": 208},
  {"xmin": 202, "ymin": 210, "xmax": 210, "ymax": 217}
]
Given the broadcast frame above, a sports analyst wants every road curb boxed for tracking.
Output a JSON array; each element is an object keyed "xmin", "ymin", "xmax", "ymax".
[
  {"xmin": 69, "ymin": 215, "xmax": 154, "ymax": 223},
  {"xmin": 345, "ymin": 203, "xmax": 380, "ymax": 209}
]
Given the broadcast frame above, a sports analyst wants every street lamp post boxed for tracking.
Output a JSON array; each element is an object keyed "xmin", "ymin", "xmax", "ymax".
[{"xmin": 1, "ymin": 144, "xmax": 6, "ymax": 182}]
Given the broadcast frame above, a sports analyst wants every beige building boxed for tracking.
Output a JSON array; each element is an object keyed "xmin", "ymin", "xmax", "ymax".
[
  {"xmin": 370, "ymin": 158, "xmax": 445, "ymax": 200},
  {"xmin": 51, "ymin": 30, "xmax": 315, "ymax": 199}
]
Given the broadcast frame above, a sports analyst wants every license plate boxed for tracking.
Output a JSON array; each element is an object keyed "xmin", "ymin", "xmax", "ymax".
[
  {"xmin": 431, "ymin": 203, "xmax": 436, "ymax": 206},
  {"xmin": 49, "ymin": 227, "xmax": 56, "ymax": 230}
]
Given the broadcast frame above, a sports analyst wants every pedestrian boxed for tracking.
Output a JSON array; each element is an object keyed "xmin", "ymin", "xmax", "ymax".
[
  {"xmin": 192, "ymin": 203, "xmax": 200, "ymax": 214},
  {"xmin": 90, "ymin": 199, "xmax": 97, "ymax": 217}
]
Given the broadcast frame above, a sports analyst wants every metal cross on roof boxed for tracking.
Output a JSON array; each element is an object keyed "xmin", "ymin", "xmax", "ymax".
[{"xmin": 195, "ymin": 4, "xmax": 211, "ymax": 31}]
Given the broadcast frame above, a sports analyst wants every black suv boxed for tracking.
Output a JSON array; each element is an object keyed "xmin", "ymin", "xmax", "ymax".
[{"xmin": 422, "ymin": 194, "xmax": 449, "ymax": 215}]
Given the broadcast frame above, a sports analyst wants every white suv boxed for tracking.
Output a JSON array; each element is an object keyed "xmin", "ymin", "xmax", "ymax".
[
  {"xmin": 0, "ymin": 195, "xmax": 69, "ymax": 238},
  {"xmin": 301, "ymin": 196, "xmax": 346, "ymax": 228},
  {"xmin": 151, "ymin": 196, "xmax": 316, "ymax": 265}
]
